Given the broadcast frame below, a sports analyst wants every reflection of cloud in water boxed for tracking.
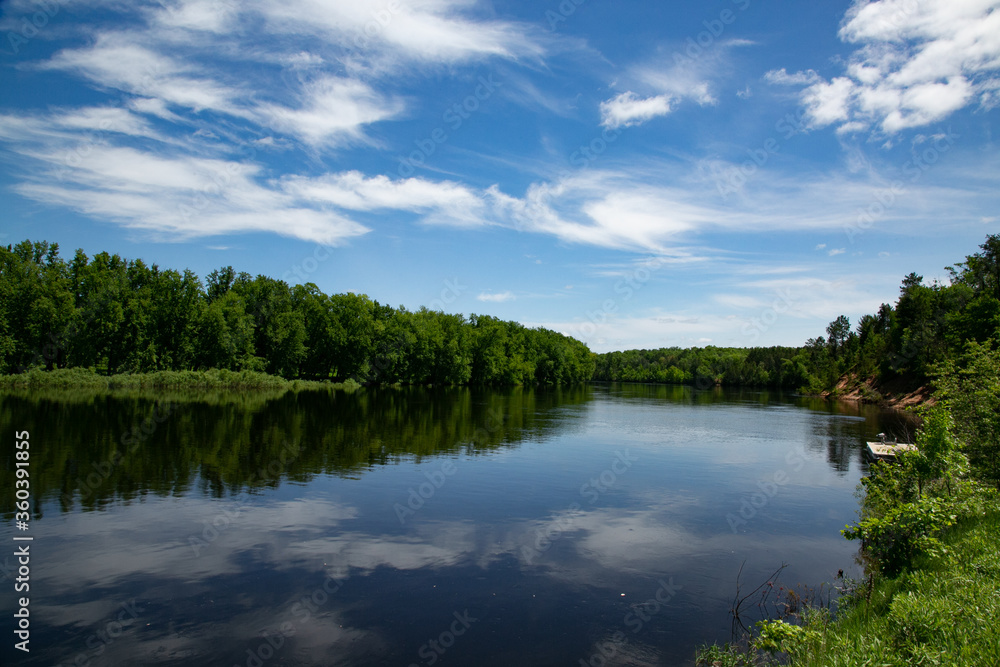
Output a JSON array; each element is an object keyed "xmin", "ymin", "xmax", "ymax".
[
  {"xmin": 287, "ymin": 520, "xmax": 481, "ymax": 578},
  {"xmin": 579, "ymin": 633, "xmax": 663, "ymax": 667},
  {"xmin": 33, "ymin": 498, "xmax": 360, "ymax": 599},
  {"xmin": 27, "ymin": 481, "xmax": 857, "ymax": 666}
]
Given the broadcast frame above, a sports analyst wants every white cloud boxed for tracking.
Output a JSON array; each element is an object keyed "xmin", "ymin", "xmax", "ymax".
[
  {"xmin": 0, "ymin": 106, "xmax": 163, "ymax": 144},
  {"xmin": 156, "ymin": 0, "xmax": 239, "ymax": 33},
  {"xmin": 281, "ymin": 171, "xmax": 486, "ymax": 226},
  {"xmin": 30, "ymin": 0, "xmax": 544, "ymax": 152},
  {"xmin": 815, "ymin": 243, "xmax": 827, "ymax": 250},
  {"xmin": 596, "ymin": 39, "xmax": 745, "ymax": 130},
  {"xmin": 599, "ymin": 92, "xmax": 672, "ymax": 129},
  {"xmin": 0, "ymin": 112, "xmax": 371, "ymax": 245},
  {"xmin": 255, "ymin": 76, "xmax": 403, "ymax": 147},
  {"xmin": 802, "ymin": 77, "xmax": 856, "ymax": 127},
  {"xmin": 780, "ymin": 0, "xmax": 1000, "ymax": 133},
  {"xmin": 764, "ymin": 68, "xmax": 821, "ymax": 86},
  {"xmin": 477, "ymin": 291, "xmax": 516, "ymax": 303},
  {"xmin": 252, "ymin": 0, "xmax": 546, "ymax": 65},
  {"xmin": 42, "ymin": 34, "xmax": 244, "ymax": 115},
  {"xmin": 828, "ymin": 248, "xmax": 846, "ymax": 256}
]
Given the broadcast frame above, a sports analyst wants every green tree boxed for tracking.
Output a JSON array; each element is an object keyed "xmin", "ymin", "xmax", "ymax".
[{"xmin": 933, "ymin": 341, "xmax": 1000, "ymax": 487}]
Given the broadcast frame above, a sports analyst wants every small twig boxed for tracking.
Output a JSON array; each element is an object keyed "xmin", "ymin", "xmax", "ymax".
[{"xmin": 730, "ymin": 561, "xmax": 789, "ymax": 640}]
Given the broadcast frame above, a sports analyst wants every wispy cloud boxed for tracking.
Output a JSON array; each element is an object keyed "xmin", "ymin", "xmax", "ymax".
[
  {"xmin": 477, "ymin": 291, "xmax": 516, "ymax": 302},
  {"xmin": 594, "ymin": 38, "xmax": 748, "ymax": 129},
  {"xmin": 254, "ymin": 76, "xmax": 404, "ymax": 148},
  {"xmin": 255, "ymin": 0, "xmax": 547, "ymax": 66}
]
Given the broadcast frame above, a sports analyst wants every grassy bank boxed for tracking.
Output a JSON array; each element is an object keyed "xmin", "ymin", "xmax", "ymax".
[
  {"xmin": 0, "ymin": 367, "xmax": 362, "ymax": 391},
  {"xmin": 697, "ymin": 342, "xmax": 1000, "ymax": 667},
  {"xmin": 698, "ymin": 499, "xmax": 1000, "ymax": 666}
]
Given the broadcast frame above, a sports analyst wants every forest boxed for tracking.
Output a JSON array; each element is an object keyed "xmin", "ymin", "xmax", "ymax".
[
  {"xmin": 1, "ymin": 235, "xmax": 997, "ymax": 393},
  {"xmin": 0, "ymin": 241, "xmax": 594, "ymax": 385},
  {"xmin": 594, "ymin": 234, "xmax": 1000, "ymax": 396}
]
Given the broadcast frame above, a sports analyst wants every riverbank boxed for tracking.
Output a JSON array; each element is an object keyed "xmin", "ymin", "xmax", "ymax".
[
  {"xmin": 697, "ymin": 498, "xmax": 1000, "ymax": 666},
  {"xmin": 696, "ymin": 342, "xmax": 1000, "ymax": 666},
  {"xmin": 821, "ymin": 373, "xmax": 934, "ymax": 409},
  {"xmin": 0, "ymin": 367, "xmax": 361, "ymax": 391}
]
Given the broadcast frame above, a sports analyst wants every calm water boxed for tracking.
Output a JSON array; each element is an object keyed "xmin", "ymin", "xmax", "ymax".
[{"xmin": 1, "ymin": 384, "xmax": 917, "ymax": 666}]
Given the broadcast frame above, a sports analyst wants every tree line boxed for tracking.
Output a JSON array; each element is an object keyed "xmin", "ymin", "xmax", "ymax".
[
  {"xmin": 2, "ymin": 235, "xmax": 996, "ymax": 393},
  {"xmin": 594, "ymin": 235, "xmax": 1000, "ymax": 395},
  {"xmin": 0, "ymin": 241, "xmax": 594, "ymax": 385}
]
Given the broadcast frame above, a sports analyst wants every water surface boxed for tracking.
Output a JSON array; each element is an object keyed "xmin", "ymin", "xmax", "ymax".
[{"xmin": 0, "ymin": 384, "xmax": 917, "ymax": 666}]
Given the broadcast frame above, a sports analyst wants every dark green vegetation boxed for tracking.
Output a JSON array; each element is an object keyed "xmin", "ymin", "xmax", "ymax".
[
  {"xmin": 0, "ymin": 366, "xmax": 362, "ymax": 391},
  {"xmin": 2, "ymin": 236, "xmax": 997, "ymax": 396},
  {"xmin": 695, "ymin": 325, "xmax": 1000, "ymax": 665},
  {"xmin": 0, "ymin": 241, "xmax": 593, "ymax": 385},
  {"xmin": 0, "ymin": 385, "xmax": 588, "ymax": 514},
  {"xmin": 595, "ymin": 235, "xmax": 1000, "ymax": 398},
  {"xmin": 594, "ymin": 346, "xmax": 810, "ymax": 388}
]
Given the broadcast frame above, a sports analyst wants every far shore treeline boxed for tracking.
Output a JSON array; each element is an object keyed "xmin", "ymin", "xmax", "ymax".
[
  {"xmin": 0, "ymin": 240, "xmax": 593, "ymax": 385},
  {"xmin": 1, "ymin": 235, "xmax": 998, "ymax": 394}
]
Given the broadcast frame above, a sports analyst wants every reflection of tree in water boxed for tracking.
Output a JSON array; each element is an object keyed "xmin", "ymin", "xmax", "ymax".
[
  {"xmin": 1, "ymin": 384, "xmax": 915, "ymax": 513},
  {"xmin": 599, "ymin": 383, "xmax": 922, "ymax": 477},
  {"xmin": 0, "ymin": 385, "xmax": 593, "ymax": 514},
  {"xmin": 794, "ymin": 398, "xmax": 921, "ymax": 475}
]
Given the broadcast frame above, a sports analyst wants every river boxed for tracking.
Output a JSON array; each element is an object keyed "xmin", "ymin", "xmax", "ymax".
[{"xmin": 0, "ymin": 383, "xmax": 917, "ymax": 666}]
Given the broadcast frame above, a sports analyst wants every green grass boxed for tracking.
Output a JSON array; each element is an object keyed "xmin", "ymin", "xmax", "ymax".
[
  {"xmin": 697, "ymin": 504, "xmax": 1000, "ymax": 666},
  {"xmin": 0, "ymin": 367, "xmax": 361, "ymax": 392},
  {"xmin": 800, "ymin": 508, "xmax": 1000, "ymax": 667}
]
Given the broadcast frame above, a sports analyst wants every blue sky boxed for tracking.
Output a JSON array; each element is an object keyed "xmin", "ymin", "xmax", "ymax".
[{"xmin": 1, "ymin": 0, "xmax": 998, "ymax": 352}]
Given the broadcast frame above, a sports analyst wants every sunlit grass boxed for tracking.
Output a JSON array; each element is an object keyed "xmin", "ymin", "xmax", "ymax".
[{"xmin": 696, "ymin": 506, "xmax": 1000, "ymax": 666}]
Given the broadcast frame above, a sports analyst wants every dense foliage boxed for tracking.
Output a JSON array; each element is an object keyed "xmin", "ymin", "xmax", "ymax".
[
  {"xmin": 594, "ymin": 235, "xmax": 1000, "ymax": 396},
  {"xmin": 0, "ymin": 241, "xmax": 594, "ymax": 385},
  {"xmin": 795, "ymin": 234, "xmax": 1000, "ymax": 394},
  {"xmin": 695, "ymin": 294, "xmax": 1000, "ymax": 667},
  {"xmin": 593, "ymin": 346, "xmax": 811, "ymax": 387},
  {"xmin": 3, "ymin": 235, "xmax": 996, "ymax": 395}
]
